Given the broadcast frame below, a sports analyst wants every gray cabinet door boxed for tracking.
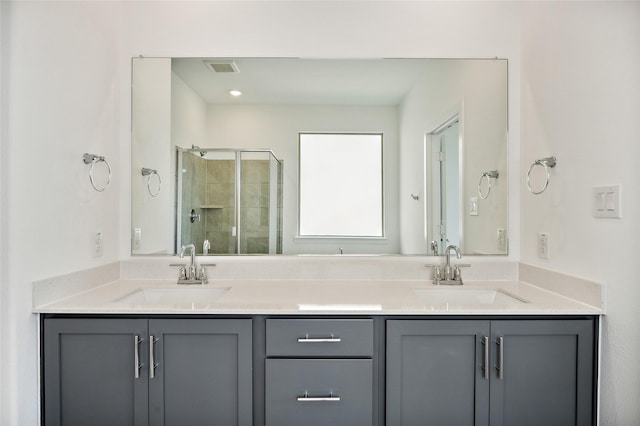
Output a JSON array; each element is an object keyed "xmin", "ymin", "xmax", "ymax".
[
  {"xmin": 489, "ymin": 319, "xmax": 594, "ymax": 426},
  {"xmin": 148, "ymin": 319, "xmax": 253, "ymax": 426},
  {"xmin": 386, "ymin": 320, "xmax": 491, "ymax": 426},
  {"xmin": 43, "ymin": 318, "xmax": 149, "ymax": 426}
]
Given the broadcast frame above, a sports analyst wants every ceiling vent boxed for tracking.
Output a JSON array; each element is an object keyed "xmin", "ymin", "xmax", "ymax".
[{"xmin": 204, "ymin": 60, "xmax": 240, "ymax": 73}]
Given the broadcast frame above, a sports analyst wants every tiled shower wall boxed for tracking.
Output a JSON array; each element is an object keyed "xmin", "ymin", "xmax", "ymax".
[
  {"xmin": 180, "ymin": 153, "xmax": 272, "ymax": 254},
  {"xmin": 238, "ymin": 159, "xmax": 272, "ymax": 254}
]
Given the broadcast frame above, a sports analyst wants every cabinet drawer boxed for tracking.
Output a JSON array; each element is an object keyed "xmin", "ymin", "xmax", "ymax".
[
  {"xmin": 266, "ymin": 319, "xmax": 373, "ymax": 357},
  {"xmin": 265, "ymin": 359, "xmax": 373, "ymax": 426}
]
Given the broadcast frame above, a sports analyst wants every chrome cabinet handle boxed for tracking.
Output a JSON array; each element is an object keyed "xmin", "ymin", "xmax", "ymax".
[
  {"xmin": 149, "ymin": 335, "xmax": 158, "ymax": 379},
  {"xmin": 297, "ymin": 334, "xmax": 341, "ymax": 343},
  {"xmin": 482, "ymin": 336, "xmax": 489, "ymax": 380},
  {"xmin": 134, "ymin": 335, "xmax": 144, "ymax": 379},
  {"xmin": 496, "ymin": 336, "xmax": 504, "ymax": 380},
  {"xmin": 297, "ymin": 391, "xmax": 341, "ymax": 402}
]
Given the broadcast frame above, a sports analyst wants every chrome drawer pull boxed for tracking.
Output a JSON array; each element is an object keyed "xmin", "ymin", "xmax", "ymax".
[
  {"xmin": 482, "ymin": 336, "xmax": 489, "ymax": 380},
  {"xmin": 149, "ymin": 335, "xmax": 159, "ymax": 379},
  {"xmin": 297, "ymin": 334, "xmax": 341, "ymax": 343},
  {"xmin": 496, "ymin": 336, "xmax": 504, "ymax": 380},
  {"xmin": 297, "ymin": 391, "xmax": 341, "ymax": 402},
  {"xmin": 134, "ymin": 335, "xmax": 144, "ymax": 379}
]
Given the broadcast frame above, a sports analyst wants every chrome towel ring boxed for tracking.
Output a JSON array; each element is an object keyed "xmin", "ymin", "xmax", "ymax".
[
  {"xmin": 527, "ymin": 156, "xmax": 557, "ymax": 195},
  {"xmin": 82, "ymin": 153, "xmax": 111, "ymax": 192},
  {"xmin": 141, "ymin": 168, "xmax": 162, "ymax": 197},
  {"xmin": 478, "ymin": 170, "xmax": 499, "ymax": 199}
]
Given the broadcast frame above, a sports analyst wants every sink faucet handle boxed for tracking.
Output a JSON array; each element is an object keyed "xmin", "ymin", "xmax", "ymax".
[
  {"xmin": 178, "ymin": 266, "xmax": 187, "ymax": 280},
  {"xmin": 198, "ymin": 266, "xmax": 208, "ymax": 284}
]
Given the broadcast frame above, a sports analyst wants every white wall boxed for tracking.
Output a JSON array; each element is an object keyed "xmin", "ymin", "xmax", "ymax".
[
  {"xmin": 3, "ymin": 2, "xmax": 124, "ymax": 423},
  {"xmin": 519, "ymin": 3, "xmax": 640, "ymax": 424},
  {"xmin": 172, "ymin": 71, "xmax": 209, "ymax": 150},
  {"xmin": 205, "ymin": 103, "xmax": 400, "ymax": 254},
  {"xmin": 3, "ymin": 1, "xmax": 638, "ymax": 424},
  {"xmin": 131, "ymin": 57, "xmax": 173, "ymax": 254}
]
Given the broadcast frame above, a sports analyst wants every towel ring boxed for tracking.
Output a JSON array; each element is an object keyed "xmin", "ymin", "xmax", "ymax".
[
  {"xmin": 478, "ymin": 170, "xmax": 499, "ymax": 200},
  {"xmin": 141, "ymin": 168, "xmax": 162, "ymax": 197},
  {"xmin": 527, "ymin": 157, "xmax": 556, "ymax": 195},
  {"xmin": 83, "ymin": 153, "xmax": 111, "ymax": 192}
]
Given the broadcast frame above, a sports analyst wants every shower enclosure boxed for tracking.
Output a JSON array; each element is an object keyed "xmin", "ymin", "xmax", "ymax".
[{"xmin": 177, "ymin": 148, "xmax": 283, "ymax": 255}]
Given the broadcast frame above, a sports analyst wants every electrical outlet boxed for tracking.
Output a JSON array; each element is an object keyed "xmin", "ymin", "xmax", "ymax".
[
  {"xmin": 497, "ymin": 229, "xmax": 505, "ymax": 251},
  {"xmin": 94, "ymin": 232, "xmax": 103, "ymax": 257},
  {"xmin": 134, "ymin": 228, "xmax": 142, "ymax": 250},
  {"xmin": 537, "ymin": 232, "xmax": 550, "ymax": 260}
]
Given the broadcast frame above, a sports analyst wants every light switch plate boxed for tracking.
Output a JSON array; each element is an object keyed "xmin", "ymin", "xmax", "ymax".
[
  {"xmin": 593, "ymin": 185, "xmax": 621, "ymax": 218},
  {"xmin": 469, "ymin": 197, "xmax": 478, "ymax": 216}
]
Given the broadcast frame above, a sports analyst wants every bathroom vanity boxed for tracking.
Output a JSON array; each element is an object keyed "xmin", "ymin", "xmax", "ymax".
[
  {"xmin": 41, "ymin": 314, "xmax": 596, "ymax": 426},
  {"xmin": 36, "ymin": 276, "xmax": 601, "ymax": 426}
]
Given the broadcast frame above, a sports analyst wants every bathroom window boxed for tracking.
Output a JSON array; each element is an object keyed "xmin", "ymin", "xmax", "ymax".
[{"xmin": 298, "ymin": 133, "xmax": 383, "ymax": 237}]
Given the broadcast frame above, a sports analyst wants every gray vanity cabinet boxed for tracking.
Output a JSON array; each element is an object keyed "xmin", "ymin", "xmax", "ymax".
[
  {"xmin": 386, "ymin": 319, "xmax": 595, "ymax": 426},
  {"xmin": 42, "ymin": 318, "xmax": 252, "ymax": 426},
  {"xmin": 264, "ymin": 319, "xmax": 374, "ymax": 426}
]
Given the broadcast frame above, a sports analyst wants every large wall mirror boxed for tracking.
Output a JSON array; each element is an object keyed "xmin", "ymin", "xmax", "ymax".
[{"xmin": 131, "ymin": 57, "xmax": 508, "ymax": 256}]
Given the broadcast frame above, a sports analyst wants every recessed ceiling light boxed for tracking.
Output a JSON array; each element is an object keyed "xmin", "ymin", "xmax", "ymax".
[{"xmin": 229, "ymin": 90, "xmax": 242, "ymax": 97}]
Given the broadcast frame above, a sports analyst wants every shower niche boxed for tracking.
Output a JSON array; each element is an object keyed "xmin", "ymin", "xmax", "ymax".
[{"xmin": 177, "ymin": 148, "xmax": 283, "ymax": 255}]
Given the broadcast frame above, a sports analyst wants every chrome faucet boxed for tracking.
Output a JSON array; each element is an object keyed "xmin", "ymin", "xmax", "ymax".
[
  {"xmin": 180, "ymin": 244, "xmax": 197, "ymax": 279},
  {"xmin": 433, "ymin": 244, "xmax": 464, "ymax": 285},
  {"xmin": 176, "ymin": 244, "xmax": 209, "ymax": 284}
]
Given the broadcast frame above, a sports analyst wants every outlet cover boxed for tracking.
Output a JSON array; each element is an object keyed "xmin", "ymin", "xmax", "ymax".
[
  {"xmin": 94, "ymin": 232, "xmax": 103, "ymax": 257},
  {"xmin": 497, "ymin": 229, "xmax": 505, "ymax": 251},
  {"xmin": 134, "ymin": 228, "xmax": 142, "ymax": 250},
  {"xmin": 537, "ymin": 232, "xmax": 550, "ymax": 260}
]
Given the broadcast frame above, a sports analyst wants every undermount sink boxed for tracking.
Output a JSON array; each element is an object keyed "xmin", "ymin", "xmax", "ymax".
[
  {"xmin": 413, "ymin": 288, "xmax": 529, "ymax": 306},
  {"xmin": 115, "ymin": 287, "xmax": 230, "ymax": 306}
]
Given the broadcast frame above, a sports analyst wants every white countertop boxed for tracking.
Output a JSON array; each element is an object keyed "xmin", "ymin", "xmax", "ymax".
[{"xmin": 33, "ymin": 278, "xmax": 602, "ymax": 315}]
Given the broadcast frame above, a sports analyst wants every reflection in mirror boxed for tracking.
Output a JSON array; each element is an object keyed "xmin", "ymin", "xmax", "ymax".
[
  {"xmin": 177, "ymin": 148, "xmax": 282, "ymax": 255},
  {"xmin": 131, "ymin": 57, "xmax": 508, "ymax": 256},
  {"xmin": 427, "ymin": 116, "xmax": 462, "ymax": 254}
]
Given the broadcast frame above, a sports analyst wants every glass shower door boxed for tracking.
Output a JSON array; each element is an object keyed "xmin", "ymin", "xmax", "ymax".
[
  {"xmin": 238, "ymin": 151, "xmax": 282, "ymax": 254},
  {"xmin": 177, "ymin": 148, "xmax": 282, "ymax": 255}
]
